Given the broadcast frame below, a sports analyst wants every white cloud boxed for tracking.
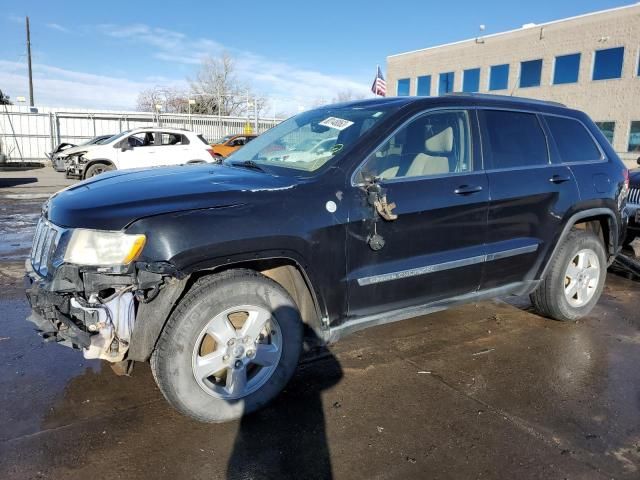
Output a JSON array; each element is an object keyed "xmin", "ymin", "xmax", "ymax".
[
  {"xmin": 0, "ymin": 23, "xmax": 370, "ymax": 114},
  {"xmin": 46, "ymin": 23, "xmax": 70, "ymax": 33},
  {"xmin": 0, "ymin": 60, "xmax": 185, "ymax": 110},
  {"xmin": 97, "ymin": 23, "xmax": 371, "ymax": 114}
]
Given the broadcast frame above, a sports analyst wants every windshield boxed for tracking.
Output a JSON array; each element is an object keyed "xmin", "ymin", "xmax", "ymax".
[
  {"xmin": 105, "ymin": 130, "xmax": 133, "ymax": 144},
  {"xmin": 213, "ymin": 135, "xmax": 233, "ymax": 144},
  {"xmin": 94, "ymin": 135, "xmax": 114, "ymax": 145},
  {"xmin": 224, "ymin": 104, "xmax": 394, "ymax": 175}
]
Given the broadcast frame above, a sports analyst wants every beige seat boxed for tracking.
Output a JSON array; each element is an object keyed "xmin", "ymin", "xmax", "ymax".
[{"xmin": 406, "ymin": 127, "xmax": 453, "ymax": 177}]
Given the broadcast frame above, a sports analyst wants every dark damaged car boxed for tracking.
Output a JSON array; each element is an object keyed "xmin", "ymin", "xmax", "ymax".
[
  {"xmin": 625, "ymin": 166, "xmax": 640, "ymax": 244},
  {"xmin": 25, "ymin": 94, "xmax": 629, "ymax": 422}
]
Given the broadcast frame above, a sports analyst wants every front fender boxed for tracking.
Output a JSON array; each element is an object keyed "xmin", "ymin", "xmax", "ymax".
[{"xmin": 125, "ymin": 203, "xmax": 331, "ymax": 322}]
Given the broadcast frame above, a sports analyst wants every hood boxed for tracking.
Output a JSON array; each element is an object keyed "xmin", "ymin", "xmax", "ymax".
[
  {"xmin": 629, "ymin": 168, "xmax": 640, "ymax": 187},
  {"xmin": 46, "ymin": 164, "xmax": 296, "ymax": 230},
  {"xmin": 58, "ymin": 143, "xmax": 103, "ymax": 158}
]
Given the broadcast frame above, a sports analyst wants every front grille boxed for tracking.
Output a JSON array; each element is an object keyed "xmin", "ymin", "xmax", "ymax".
[
  {"xmin": 30, "ymin": 218, "xmax": 65, "ymax": 277},
  {"xmin": 629, "ymin": 187, "xmax": 640, "ymax": 205}
]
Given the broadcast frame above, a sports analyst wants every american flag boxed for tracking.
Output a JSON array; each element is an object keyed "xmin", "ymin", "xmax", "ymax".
[{"xmin": 371, "ymin": 65, "xmax": 386, "ymax": 97}]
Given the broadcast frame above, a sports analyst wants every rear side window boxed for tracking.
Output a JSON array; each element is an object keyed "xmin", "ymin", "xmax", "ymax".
[
  {"xmin": 545, "ymin": 116, "xmax": 602, "ymax": 162},
  {"xmin": 159, "ymin": 133, "xmax": 189, "ymax": 145},
  {"xmin": 480, "ymin": 110, "xmax": 548, "ymax": 169}
]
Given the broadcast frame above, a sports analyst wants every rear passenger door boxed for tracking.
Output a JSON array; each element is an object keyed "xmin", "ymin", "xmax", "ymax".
[
  {"xmin": 346, "ymin": 109, "xmax": 489, "ymax": 317},
  {"xmin": 478, "ymin": 109, "xmax": 580, "ymax": 289},
  {"xmin": 154, "ymin": 132, "xmax": 192, "ymax": 165}
]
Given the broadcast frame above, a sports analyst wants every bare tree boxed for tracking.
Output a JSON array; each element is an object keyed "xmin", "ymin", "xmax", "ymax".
[
  {"xmin": 136, "ymin": 87, "xmax": 189, "ymax": 113},
  {"xmin": 189, "ymin": 53, "xmax": 267, "ymax": 116},
  {"xmin": 135, "ymin": 53, "xmax": 268, "ymax": 117}
]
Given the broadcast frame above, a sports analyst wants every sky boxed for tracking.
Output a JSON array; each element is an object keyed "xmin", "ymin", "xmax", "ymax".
[{"xmin": 0, "ymin": 0, "xmax": 634, "ymax": 114}]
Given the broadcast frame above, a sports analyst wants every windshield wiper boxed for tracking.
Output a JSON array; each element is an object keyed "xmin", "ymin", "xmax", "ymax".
[{"xmin": 227, "ymin": 159, "xmax": 267, "ymax": 173}]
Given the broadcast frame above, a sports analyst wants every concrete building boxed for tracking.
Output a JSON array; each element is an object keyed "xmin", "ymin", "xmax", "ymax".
[{"xmin": 387, "ymin": 3, "xmax": 640, "ymax": 166}]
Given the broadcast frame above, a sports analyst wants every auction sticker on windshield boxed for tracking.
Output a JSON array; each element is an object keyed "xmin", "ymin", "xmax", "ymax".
[{"xmin": 319, "ymin": 117, "xmax": 354, "ymax": 131}]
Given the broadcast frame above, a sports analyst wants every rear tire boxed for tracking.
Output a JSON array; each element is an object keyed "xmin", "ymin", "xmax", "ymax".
[
  {"xmin": 151, "ymin": 270, "xmax": 303, "ymax": 423},
  {"xmin": 84, "ymin": 162, "xmax": 114, "ymax": 178},
  {"xmin": 530, "ymin": 229, "xmax": 606, "ymax": 321}
]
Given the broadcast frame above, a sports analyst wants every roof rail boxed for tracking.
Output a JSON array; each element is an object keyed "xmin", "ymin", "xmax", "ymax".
[{"xmin": 445, "ymin": 92, "xmax": 566, "ymax": 108}]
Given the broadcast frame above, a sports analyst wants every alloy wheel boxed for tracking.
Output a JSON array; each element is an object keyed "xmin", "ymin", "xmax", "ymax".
[
  {"xmin": 191, "ymin": 305, "xmax": 282, "ymax": 400},
  {"xmin": 564, "ymin": 249, "xmax": 600, "ymax": 308}
]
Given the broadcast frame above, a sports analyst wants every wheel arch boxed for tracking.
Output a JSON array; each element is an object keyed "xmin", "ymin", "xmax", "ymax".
[
  {"xmin": 83, "ymin": 159, "xmax": 116, "ymax": 179},
  {"xmin": 538, "ymin": 207, "xmax": 619, "ymax": 281},
  {"xmin": 129, "ymin": 256, "xmax": 326, "ymax": 362}
]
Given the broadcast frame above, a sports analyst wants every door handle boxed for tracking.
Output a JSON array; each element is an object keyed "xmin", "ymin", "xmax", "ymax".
[
  {"xmin": 549, "ymin": 174, "xmax": 571, "ymax": 184},
  {"xmin": 454, "ymin": 185, "xmax": 483, "ymax": 195}
]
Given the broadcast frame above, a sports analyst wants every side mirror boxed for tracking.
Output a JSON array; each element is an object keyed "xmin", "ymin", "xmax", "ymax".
[
  {"xmin": 636, "ymin": 157, "xmax": 640, "ymax": 166},
  {"xmin": 120, "ymin": 142, "xmax": 133, "ymax": 152}
]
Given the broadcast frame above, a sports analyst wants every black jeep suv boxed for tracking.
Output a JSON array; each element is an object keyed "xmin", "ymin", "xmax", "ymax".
[{"xmin": 25, "ymin": 94, "xmax": 629, "ymax": 422}]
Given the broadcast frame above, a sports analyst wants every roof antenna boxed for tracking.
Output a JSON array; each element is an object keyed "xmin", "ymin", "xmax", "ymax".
[{"xmin": 475, "ymin": 25, "xmax": 486, "ymax": 44}]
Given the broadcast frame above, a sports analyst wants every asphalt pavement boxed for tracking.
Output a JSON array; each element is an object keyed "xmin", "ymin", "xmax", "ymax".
[{"xmin": 1, "ymin": 167, "xmax": 639, "ymax": 479}]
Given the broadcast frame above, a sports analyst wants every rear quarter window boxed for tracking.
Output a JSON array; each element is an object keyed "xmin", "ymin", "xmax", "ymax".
[{"xmin": 544, "ymin": 116, "xmax": 602, "ymax": 163}]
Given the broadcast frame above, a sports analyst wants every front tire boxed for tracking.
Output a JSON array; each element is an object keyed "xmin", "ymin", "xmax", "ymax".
[
  {"xmin": 84, "ymin": 163, "xmax": 114, "ymax": 178},
  {"xmin": 530, "ymin": 229, "xmax": 607, "ymax": 321},
  {"xmin": 151, "ymin": 270, "xmax": 303, "ymax": 423}
]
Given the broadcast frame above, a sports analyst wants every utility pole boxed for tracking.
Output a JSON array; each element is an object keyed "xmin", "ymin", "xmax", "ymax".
[
  {"xmin": 253, "ymin": 97, "xmax": 258, "ymax": 132},
  {"xmin": 26, "ymin": 16, "xmax": 34, "ymax": 107}
]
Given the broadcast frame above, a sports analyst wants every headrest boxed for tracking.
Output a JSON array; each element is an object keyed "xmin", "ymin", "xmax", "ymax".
[{"xmin": 425, "ymin": 127, "xmax": 453, "ymax": 153}]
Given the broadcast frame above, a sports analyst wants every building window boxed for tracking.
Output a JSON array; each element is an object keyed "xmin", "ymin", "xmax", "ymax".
[
  {"xmin": 438, "ymin": 72, "xmax": 455, "ymax": 95},
  {"xmin": 397, "ymin": 78, "xmax": 410, "ymax": 96},
  {"xmin": 520, "ymin": 59, "xmax": 542, "ymax": 88},
  {"xmin": 462, "ymin": 68, "xmax": 480, "ymax": 93},
  {"xmin": 416, "ymin": 75, "xmax": 431, "ymax": 96},
  {"xmin": 554, "ymin": 53, "xmax": 581, "ymax": 84},
  {"xmin": 593, "ymin": 46, "xmax": 624, "ymax": 80},
  {"xmin": 489, "ymin": 64, "xmax": 509, "ymax": 91},
  {"xmin": 595, "ymin": 121, "xmax": 615, "ymax": 145},
  {"xmin": 629, "ymin": 121, "xmax": 640, "ymax": 153}
]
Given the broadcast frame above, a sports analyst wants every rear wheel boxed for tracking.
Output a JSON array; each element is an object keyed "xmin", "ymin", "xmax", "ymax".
[
  {"xmin": 151, "ymin": 270, "xmax": 303, "ymax": 423},
  {"xmin": 530, "ymin": 229, "xmax": 606, "ymax": 321},
  {"xmin": 84, "ymin": 163, "xmax": 114, "ymax": 178}
]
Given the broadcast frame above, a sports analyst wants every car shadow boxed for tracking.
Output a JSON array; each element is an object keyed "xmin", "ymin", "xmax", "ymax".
[
  {"xmin": 226, "ymin": 327, "xmax": 343, "ymax": 480},
  {"xmin": 0, "ymin": 177, "xmax": 38, "ymax": 188}
]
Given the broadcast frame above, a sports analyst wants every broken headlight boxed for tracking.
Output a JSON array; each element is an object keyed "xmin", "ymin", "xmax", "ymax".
[{"xmin": 63, "ymin": 229, "xmax": 146, "ymax": 266}]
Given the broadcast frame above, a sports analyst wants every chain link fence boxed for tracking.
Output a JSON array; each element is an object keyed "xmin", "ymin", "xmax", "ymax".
[{"xmin": 0, "ymin": 105, "xmax": 282, "ymax": 163}]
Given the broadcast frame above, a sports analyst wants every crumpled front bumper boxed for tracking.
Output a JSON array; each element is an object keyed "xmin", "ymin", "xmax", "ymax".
[
  {"xmin": 24, "ymin": 259, "xmax": 92, "ymax": 349},
  {"xmin": 65, "ymin": 161, "xmax": 84, "ymax": 177}
]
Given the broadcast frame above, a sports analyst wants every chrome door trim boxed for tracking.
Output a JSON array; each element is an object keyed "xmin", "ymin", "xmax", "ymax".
[{"xmin": 356, "ymin": 243, "xmax": 539, "ymax": 286}]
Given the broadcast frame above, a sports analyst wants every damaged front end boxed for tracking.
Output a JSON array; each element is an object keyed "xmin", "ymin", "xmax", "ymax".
[{"xmin": 25, "ymin": 216, "xmax": 178, "ymax": 363}]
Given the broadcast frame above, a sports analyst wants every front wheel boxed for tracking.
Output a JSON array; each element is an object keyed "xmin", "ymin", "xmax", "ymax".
[
  {"xmin": 530, "ymin": 229, "xmax": 607, "ymax": 321},
  {"xmin": 151, "ymin": 270, "xmax": 303, "ymax": 423},
  {"xmin": 84, "ymin": 163, "xmax": 114, "ymax": 178}
]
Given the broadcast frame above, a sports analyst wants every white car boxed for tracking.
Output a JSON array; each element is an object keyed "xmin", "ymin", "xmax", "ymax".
[{"xmin": 66, "ymin": 128, "xmax": 216, "ymax": 179}]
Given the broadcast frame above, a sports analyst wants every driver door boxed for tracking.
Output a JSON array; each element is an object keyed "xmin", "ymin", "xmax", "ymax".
[
  {"xmin": 346, "ymin": 109, "xmax": 489, "ymax": 317},
  {"xmin": 117, "ymin": 132, "xmax": 156, "ymax": 170}
]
